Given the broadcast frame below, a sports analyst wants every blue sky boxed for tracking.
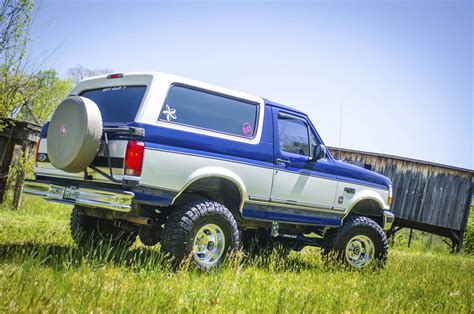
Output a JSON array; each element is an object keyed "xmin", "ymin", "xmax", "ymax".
[{"xmin": 30, "ymin": 0, "xmax": 473, "ymax": 169}]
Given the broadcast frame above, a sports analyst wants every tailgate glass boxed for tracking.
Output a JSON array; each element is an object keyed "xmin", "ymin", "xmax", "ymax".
[{"xmin": 80, "ymin": 86, "xmax": 146, "ymax": 123}]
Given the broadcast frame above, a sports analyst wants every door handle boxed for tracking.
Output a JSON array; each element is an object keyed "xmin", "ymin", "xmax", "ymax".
[{"xmin": 276, "ymin": 158, "xmax": 290, "ymax": 166}]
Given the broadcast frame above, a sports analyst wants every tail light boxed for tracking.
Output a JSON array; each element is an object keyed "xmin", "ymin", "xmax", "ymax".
[
  {"xmin": 124, "ymin": 140, "xmax": 144, "ymax": 176},
  {"xmin": 107, "ymin": 73, "xmax": 123, "ymax": 79}
]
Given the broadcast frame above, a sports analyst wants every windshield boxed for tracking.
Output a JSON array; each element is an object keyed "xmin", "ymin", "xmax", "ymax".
[{"xmin": 80, "ymin": 85, "xmax": 146, "ymax": 123}]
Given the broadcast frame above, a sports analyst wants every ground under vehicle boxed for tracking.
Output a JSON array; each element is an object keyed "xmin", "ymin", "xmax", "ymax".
[{"xmin": 24, "ymin": 72, "xmax": 395, "ymax": 269}]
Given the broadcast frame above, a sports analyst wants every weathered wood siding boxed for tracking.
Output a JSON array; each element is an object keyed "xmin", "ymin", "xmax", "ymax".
[
  {"xmin": 0, "ymin": 119, "xmax": 41, "ymax": 206},
  {"xmin": 329, "ymin": 147, "xmax": 473, "ymax": 232}
]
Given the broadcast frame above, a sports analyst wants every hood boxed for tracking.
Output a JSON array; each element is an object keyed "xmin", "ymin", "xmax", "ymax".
[{"xmin": 332, "ymin": 159, "xmax": 391, "ymax": 189}]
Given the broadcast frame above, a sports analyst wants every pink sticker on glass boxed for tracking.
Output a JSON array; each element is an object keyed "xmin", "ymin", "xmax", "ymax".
[{"xmin": 242, "ymin": 122, "xmax": 253, "ymax": 137}]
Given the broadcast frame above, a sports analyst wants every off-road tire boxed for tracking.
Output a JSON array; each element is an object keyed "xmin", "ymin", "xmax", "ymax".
[
  {"xmin": 241, "ymin": 230, "xmax": 291, "ymax": 258},
  {"xmin": 70, "ymin": 206, "xmax": 136, "ymax": 248},
  {"xmin": 322, "ymin": 216, "xmax": 388, "ymax": 268},
  {"xmin": 160, "ymin": 200, "xmax": 240, "ymax": 270}
]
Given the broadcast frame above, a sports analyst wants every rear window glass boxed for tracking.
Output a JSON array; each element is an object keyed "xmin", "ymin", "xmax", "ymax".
[
  {"xmin": 159, "ymin": 85, "xmax": 258, "ymax": 138},
  {"xmin": 80, "ymin": 86, "xmax": 146, "ymax": 123}
]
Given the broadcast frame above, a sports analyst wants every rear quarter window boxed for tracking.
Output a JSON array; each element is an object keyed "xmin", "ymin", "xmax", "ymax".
[
  {"xmin": 80, "ymin": 86, "xmax": 146, "ymax": 123},
  {"xmin": 158, "ymin": 85, "xmax": 258, "ymax": 138}
]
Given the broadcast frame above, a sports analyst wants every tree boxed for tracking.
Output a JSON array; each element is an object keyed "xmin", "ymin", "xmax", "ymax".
[
  {"xmin": 67, "ymin": 64, "xmax": 114, "ymax": 84},
  {"xmin": 1, "ymin": 1, "xmax": 74, "ymax": 125},
  {"xmin": 0, "ymin": 0, "xmax": 35, "ymax": 124},
  {"xmin": 10, "ymin": 70, "xmax": 74, "ymax": 123},
  {"xmin": 31, "ymin": 70, "xmax": 73, "ymax": 123}
]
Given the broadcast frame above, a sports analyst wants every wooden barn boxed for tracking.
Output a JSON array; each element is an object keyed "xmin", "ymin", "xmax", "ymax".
[{"xmin": 329, "ymin": 146, "xmax": 473, "ymax": 251}]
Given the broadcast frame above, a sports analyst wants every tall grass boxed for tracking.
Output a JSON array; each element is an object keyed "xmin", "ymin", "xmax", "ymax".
[
  {"xmin": 0, "ymin": 195, "xmax": 473, "ymax": 312},
  {"xmin": 463, "ymin": 206, "xmax": 474, "ymax": 254}
]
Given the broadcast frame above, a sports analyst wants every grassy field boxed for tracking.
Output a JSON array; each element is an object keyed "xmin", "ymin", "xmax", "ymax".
[{"xmin": 0, "ymin": 195, "xmax": 473, "ymax": 312}]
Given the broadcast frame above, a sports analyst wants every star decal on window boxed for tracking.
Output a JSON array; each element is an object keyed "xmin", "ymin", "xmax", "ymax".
[{"xmin": 162, "ymin": 104, "xmax": 177, "ymax": 121}]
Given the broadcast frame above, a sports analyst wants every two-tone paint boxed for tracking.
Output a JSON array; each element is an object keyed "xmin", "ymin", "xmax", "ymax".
[{"xmin": 34, "ymin": 72, "xmax": 392, "ymax": 228}]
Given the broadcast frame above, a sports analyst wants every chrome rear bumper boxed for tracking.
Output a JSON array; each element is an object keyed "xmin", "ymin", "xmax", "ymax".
[{"xmin": 23, "ymin": 180, "xmax": 134, "ymax": 212}]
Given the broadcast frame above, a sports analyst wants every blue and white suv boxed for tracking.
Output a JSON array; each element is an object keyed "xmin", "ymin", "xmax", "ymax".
[{"xmin": 24, "ymin": 72, "xmax": 394, "ymax": 269}]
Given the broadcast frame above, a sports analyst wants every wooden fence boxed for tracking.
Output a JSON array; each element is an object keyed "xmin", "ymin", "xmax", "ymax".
[{"xmin": 0, "ymin": 119, "xmax": 41, "ymax": 208}]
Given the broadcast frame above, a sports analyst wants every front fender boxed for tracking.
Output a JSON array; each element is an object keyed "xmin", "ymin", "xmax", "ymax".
[{"xmin": 345, "ymin": 189, "xmax": 389, "ymax": 214}]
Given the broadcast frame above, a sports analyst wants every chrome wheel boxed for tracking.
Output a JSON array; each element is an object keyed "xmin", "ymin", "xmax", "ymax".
[
  {"xmin": 193, "ymin": 224, "xmax": 226, "ymax": 267},
  {"xmin": 345, "ymin": 235, "xmax": 374, "ymax": 268}
]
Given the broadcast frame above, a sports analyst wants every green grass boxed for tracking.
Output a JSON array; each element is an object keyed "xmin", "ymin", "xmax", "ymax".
[{"xmin": 0, "ymin": 195, "xmax": 473, "ymax": 312}]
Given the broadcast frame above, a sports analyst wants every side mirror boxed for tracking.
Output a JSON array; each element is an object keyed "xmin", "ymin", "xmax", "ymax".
[{"xmin": 312, "ymin": 144, "xmax": 327, "ymax": 161}]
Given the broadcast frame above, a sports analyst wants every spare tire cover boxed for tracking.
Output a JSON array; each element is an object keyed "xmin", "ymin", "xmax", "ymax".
[{"xmin": 47, "ymin": 96, "xmax": 103, "ymax": 173}]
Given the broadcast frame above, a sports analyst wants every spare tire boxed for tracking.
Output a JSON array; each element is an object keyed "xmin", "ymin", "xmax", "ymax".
[{"xmin": 47, "ymin": 96, "xmax": 103, "ymax": 173}]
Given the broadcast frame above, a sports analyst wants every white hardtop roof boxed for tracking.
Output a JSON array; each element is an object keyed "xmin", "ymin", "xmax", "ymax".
[{"xmin": 80, "ymin": 71, "xmax": 262, "ymax": 103}]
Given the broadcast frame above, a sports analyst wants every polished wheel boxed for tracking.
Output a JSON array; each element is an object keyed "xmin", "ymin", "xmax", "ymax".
[
  {"xmin": 345, "ymin": 235, "xmax": 374, "ymax": 268},
  {"xmin": 161, "ymin": 200, "xmax": 239, "ymax": 270},
  {"xmin": 322, "ymin": 216, "xmax": 388, "ymax": 269},
  {"xmin": 193, "ymin": 224, "xmax": 226, "ymax": 267}
]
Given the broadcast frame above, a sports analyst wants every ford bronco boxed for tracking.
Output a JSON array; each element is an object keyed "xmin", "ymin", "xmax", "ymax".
[{"xmin": 24, "ymin": 72, "xmax": 394, "ymax": 269}]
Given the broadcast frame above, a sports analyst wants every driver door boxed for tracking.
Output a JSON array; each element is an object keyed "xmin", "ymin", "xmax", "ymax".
[{"xmin": 270, "ymin": 110, "xmax": 338, "ymax": 212}]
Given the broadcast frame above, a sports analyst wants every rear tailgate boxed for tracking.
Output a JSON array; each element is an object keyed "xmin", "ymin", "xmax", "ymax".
[
  {"xmin": 35, "ymin": 74, "xmax": 152, "ymax": 185},
  {"xmin": 36, "ymin": 128, "xmax": 132, "ymax": 184}
]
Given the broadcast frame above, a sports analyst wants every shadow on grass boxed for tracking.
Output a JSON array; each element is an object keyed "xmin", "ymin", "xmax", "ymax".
[
  {"xmin": 0, "ymin": 241, "xmax": 172, "ymax": 272},
  {"xmin": 0, "ymin": 241, "xmax": 348, "ymax": 274}
]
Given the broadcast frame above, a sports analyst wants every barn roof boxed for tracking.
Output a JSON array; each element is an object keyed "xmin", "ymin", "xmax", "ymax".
[{"xmin": 328, "ymin": 146, "xmax": 474, "ymax": 175}]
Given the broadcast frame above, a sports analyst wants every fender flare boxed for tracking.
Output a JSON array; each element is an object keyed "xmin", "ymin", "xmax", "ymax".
[
  {"xmin": 344, "ymin": 189, "xmax": 388, "ymax": 219},
  {"xmin": 171, "ymin": 166, "xmax": 247, "ymax": 212}
]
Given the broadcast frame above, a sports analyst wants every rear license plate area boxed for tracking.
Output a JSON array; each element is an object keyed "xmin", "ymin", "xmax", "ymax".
[{"xmin": 63, "ymin": 186, "xmax": 79, "ymax": 200}]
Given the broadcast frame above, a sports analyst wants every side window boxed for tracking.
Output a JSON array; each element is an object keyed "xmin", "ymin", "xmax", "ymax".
[
  {"xmin": 158, "ymin": 85, "xmax": 258, "ymax": 138},
  {"xmin": 278, "ymin": 115, "xmax": 311, "ymax": 156}
]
